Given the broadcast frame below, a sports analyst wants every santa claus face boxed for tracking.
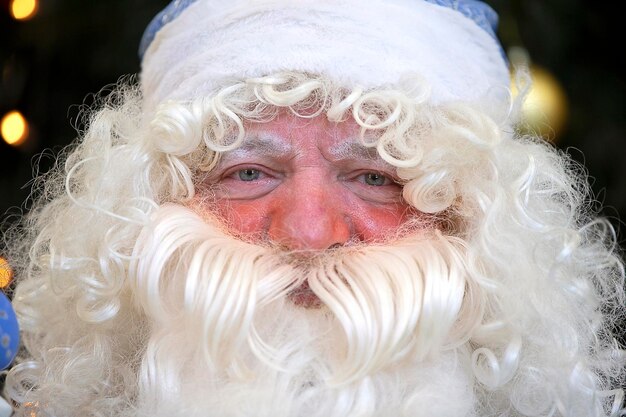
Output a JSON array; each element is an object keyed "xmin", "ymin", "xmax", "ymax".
[
  {"xmin": 205, "ymin": 112, "xmax": 415, "ymax": 251},
  {"xmin": 128, "ymin": 101, "xmax": 477, "ymax": 417}
]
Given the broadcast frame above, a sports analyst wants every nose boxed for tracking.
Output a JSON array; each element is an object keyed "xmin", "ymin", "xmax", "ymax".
[{"xmin": 268, "ymin": 186, "xmax": 352, "ymax": 250}]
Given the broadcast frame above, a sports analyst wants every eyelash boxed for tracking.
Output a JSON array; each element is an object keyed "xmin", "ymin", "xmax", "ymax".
[
  {"xmin": 228, "ymin": 167, "xmax": 393, "ymax": 184},
  {"xmin": 221, "ymin": 165, "xmax": 272, "ymax": 183},
  {"xmin": 236, "ymin": 168, "xmax": 262, "ymax": 181},
  {"xmin": 360, "ymin": 172, "xmax": 392, "ymax": 186},
  {"xmin": 212, "ymin": 166, "xmax": 402, "ymax": 204}
]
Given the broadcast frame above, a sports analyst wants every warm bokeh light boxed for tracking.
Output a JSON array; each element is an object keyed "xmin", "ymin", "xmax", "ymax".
[
  {"xmin": 0, "ymin": 257, "xmax": 13, "ymax": 289},
  {"xmin": 508, "ymin": 46, "xmax": 569, "ymax": 143},
  {"xmin": 1, "ymin": 110, "xmax": 29, "ymax": 146},
  {"xmin": 9, "ymin": 0, "xmax": 38, "ymax": 20},
  {"xmin": 511, "ymin": 65, "xmax": 569, "ymax": 143}
]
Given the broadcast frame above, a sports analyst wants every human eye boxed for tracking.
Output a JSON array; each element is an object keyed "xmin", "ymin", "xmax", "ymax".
[
  {"xmin": 234, "ymin": 168, "xmax": 262, "ymax": 182},
  {"xmin": 210, "ymin": 164, "xmax": 280, "ymax": 200},
  {"xmin": 220, "ymin": 165, "xmax": 271, "ymax": 183},
  {"xmin": 361, "ymin": 172, "xmax": 391, "ymax": 186},
  {"xmin": 344, "ymin": 170, "xmax": 403, "ymax": 203}
]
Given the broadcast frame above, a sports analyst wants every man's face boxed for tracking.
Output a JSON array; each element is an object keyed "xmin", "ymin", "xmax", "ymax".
[
  {"xmin": 129, "ymin": 110, "xmax": 476, "ymax": 415},
  {"xmin": 203, "ymin": 112, "xmax": 413, "ymax": 250}
]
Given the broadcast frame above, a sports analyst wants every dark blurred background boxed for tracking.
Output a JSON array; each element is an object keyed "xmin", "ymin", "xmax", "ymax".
[{"xmin": 0, "ymin": 0, "xmax": 624, "ymax": 237}]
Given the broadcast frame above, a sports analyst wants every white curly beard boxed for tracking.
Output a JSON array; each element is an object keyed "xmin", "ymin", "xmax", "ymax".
[{"xmin": 127, "ymin": 203, "xmax": 480, "ymax": 417}]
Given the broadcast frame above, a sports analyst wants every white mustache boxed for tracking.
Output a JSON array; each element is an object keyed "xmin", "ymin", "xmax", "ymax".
[{"xmin": 130, "ymin": 203, "xmax": 481, "ymax": 385}]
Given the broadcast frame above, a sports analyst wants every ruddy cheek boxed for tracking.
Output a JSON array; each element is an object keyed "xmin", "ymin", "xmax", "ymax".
[
  {"xmin": 350, "ymin": 203, "xmax": 412, "ymax": 241},
  {"xmin": 214, "ymin": 200, "xmax": 270, "ymax": 236}
]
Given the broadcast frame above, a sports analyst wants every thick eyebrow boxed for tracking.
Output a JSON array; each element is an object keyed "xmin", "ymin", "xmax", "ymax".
[
  {"xmin": 219, "ymin": 133, "xmax": 294, "ymax": 162},
  {"xmin": 217, "ymin": 132, "xmax": 394, "ymax": 170},
  {"xmin": 326, "ymin": 141, "xmax": 396, "ymax": 171},
  {"xmin": 327, "ymin": 141, "xmax": 380, "ymax": 161}
]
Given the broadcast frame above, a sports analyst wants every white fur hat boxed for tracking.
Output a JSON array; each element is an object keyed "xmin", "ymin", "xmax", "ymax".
[{"xmin": 140, "ymin": 0, "xmax": 510, "ymax": 114}]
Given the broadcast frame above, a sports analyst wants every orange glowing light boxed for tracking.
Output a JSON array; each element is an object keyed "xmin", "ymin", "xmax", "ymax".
[
  {"xmin": 512, "ymin": 65, "xmax": 569, "ymax": 142},
  {"xmin": 1, "ymin": 110, "xmax": 29, "ymax": 146},
  {"xmin": 10, "ymin": 0, "xmax": 38, "ymax": 20},
  {"xmin": 0, "ymin": 258, "xmax": 13, "ymax": 289}
]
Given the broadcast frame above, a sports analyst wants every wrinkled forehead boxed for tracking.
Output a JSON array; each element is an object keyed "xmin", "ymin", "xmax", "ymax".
[
  {"xmin": 245, "ymin": 112, "xmax": 361, "ymax": 145},
  {"xmin": 235, "ymin": 113, "xmax": 388, "ymax": 164}
]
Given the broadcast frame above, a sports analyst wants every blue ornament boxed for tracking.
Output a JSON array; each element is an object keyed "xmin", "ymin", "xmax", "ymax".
[{"xmin": 0, "ymin": 292, "xmax": 19, "ymax": 370}]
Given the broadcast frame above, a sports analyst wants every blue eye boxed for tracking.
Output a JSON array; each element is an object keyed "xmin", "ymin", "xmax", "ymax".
[
  {"xmin": 238, "ymin": 169, "xmax": 261, "ymax": 181},
  {"xmin": 364, "ymin": 172, "xmax": 387, "ymax": 186}
]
